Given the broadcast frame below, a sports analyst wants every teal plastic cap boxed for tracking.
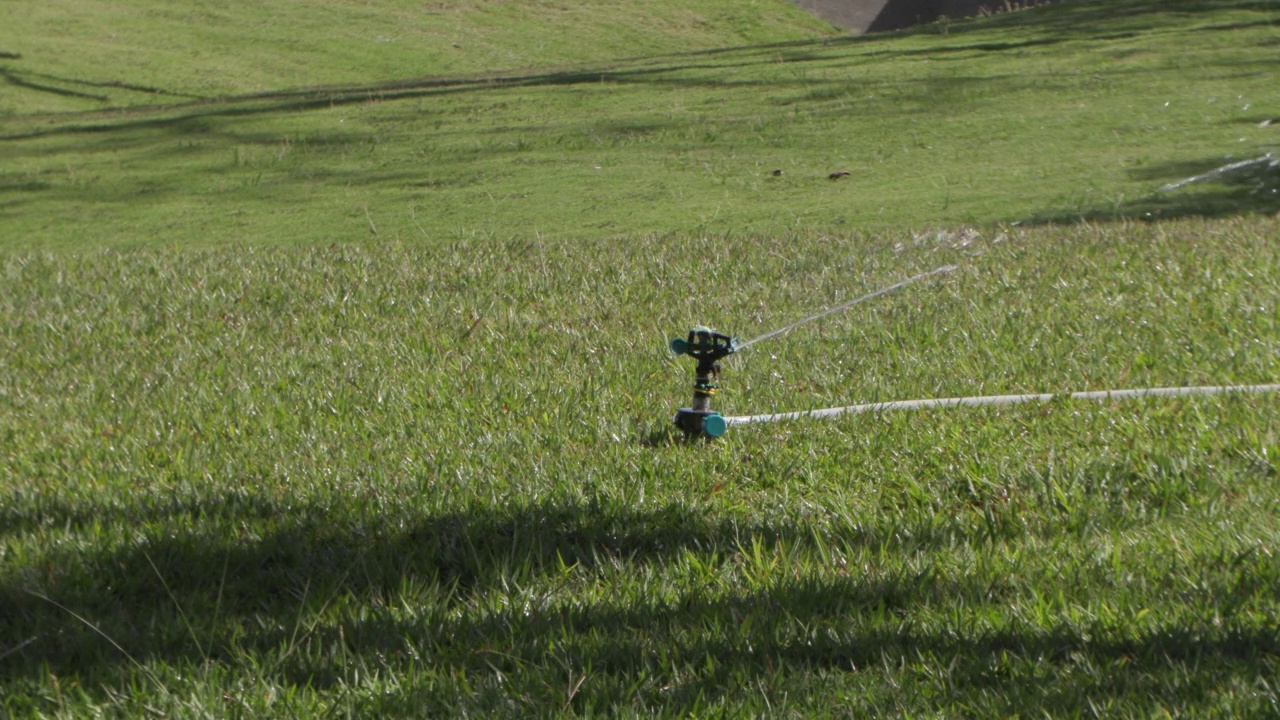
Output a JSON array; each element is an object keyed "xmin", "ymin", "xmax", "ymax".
[
  {"xmin": 702, "ymin": 413, "xmax": 727, "ymax": 438},
  {"xmin": 670, "ymin": 337, "xmax": 689, "ymax": 355}
]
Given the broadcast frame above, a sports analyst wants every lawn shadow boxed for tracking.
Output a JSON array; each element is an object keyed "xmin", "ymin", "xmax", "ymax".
[
  {"xmin": 914, "ymin": 0, "xmax": 1280, "ymax": 42},
  {"xmin": 0, "ymin": 0, "xmax": 1273, "ymax": 230},
  {"xmin": 1, "ymin": 68, "xmax": 110, "ymax": 102},
  {"xmin": 1, "ymin": 492, "xmax": 935, "ymax": 681},
  {"xmin": 1022, "ymin": 152, "xmax": 1280, "ymax": 225},
  {"xmin": 2, "ymin": 475, "xmax": 1275, "ymax": 712},
  {"xmin": 6, "ymin": 0, "xmax": 1275, "ymax": 144},
  {"xmin": 0, "ymin": 57, "xmax": 816, "ymax": 145}
]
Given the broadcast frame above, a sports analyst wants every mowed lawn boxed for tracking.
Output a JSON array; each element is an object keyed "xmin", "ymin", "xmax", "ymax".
[
  {"xmin": 2, "ymin": 0, "xmax": 1280, "ymax": 716},
  {"xmin": 1, "ymin": 0, "xmax": 1276, "ymax": 249}
]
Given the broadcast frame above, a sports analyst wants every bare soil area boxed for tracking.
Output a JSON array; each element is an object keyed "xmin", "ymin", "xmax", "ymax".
[{"xmin": 793, "ymin": 0, "xmax": 1059, "ymax": 32}]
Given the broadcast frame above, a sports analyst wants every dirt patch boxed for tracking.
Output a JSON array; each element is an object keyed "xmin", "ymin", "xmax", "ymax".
[{"xmin": 792, "ymin": 0, "xmax": 1059, "ymax": 33}]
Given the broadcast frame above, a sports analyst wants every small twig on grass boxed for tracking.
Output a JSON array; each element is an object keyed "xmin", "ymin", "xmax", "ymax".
[
  {"xmin": 24, "ymin": 589, "xmax": 161, "ymax": 685},
  {"xmin": 283, "ymin": 579, "xmax": 312, "ymax": 665},
  {"xmin": 474, "ymin": 647, "xmax": 528, "ymax": 666},
  {"xmin": 461, "ymin": 313, "xmax": 485, "ymax": 340},
  {"xmin": 0, "ymin": 635, "xmax": 38, "ymax": 662},
  {"xmin": 143, "ymin": 548, "xmax": 208, "ymax": 663},
  {"xmin": 410, "ymin": 205, "xmax": 429, "ymax": 238},
  {"xmin": 460, "ymin": 300, "xmax": 494, "ymax": 342},
  {"xmin": 364, "ymin": 205, "xmax": 379, "ymax": 236},
  {"xmin": 208, "ymin": 548, "xmax": 231, "ymax": 668},
  {"xmin": 563, "ymin": 670, "xmax": 588, "ymax": 713},
  {"xmin": 271, "ymin": 544, "xmax": 372, "ymax": 673}
]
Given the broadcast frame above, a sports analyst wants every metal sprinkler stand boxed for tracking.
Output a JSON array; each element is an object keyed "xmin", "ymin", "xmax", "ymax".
[{"xmin": 670, "ymin": 326, "xmax": 737, "ymax": 438}]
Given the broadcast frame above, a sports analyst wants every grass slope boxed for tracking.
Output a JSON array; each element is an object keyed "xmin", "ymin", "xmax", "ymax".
[
  {"xmin": 0, "ymin": 0, "xmax": 837, "ymax": 101},
  {"xmin": 1, "ymin": 0, "xmax": 1279, "ymax": 716},
  {"xmin": 1, "ymin": 0, "xmax": 1277, "ymax": 250}
]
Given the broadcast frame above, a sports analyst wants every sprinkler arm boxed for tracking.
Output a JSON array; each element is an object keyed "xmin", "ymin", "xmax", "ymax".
[{"xmin": 667, "ymin": 265, "xmax": 959, "ymax": 439}]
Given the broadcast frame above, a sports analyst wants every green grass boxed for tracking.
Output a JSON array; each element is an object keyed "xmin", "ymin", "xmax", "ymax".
[
  {"xmin": 1, "ymin": 0, "xmax": 1277, "ymax": 250},
  {"xmin": 0, "ymin": 0, "xmax": 837, "ymax": 100},
  {"xmin": 3, "ymin": 218, "xmax": 1279, "ymax": 716},
  {"xmin": 2, "ymin": 0, "xmax": 1280, "ymax": 716}
]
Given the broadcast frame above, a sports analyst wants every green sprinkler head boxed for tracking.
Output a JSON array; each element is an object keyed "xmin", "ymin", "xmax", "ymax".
[{"xmin": 671, "ymin": 326, "xmax": 737, "ymax": 438}]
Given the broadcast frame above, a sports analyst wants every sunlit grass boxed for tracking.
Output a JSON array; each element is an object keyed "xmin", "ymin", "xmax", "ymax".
[
  {"xmin": 2, "ymin": 0, "xmax": 1279, "ymax": 715},
  {"xmin": 1, "ymin": 0, "xmax": 1277, "ymax": 250},
  {"xmin": 0, "ymin": 0, "xmax": 836, "ymax": 103},
  {"xmin": 3, "ymin": 217, "xmax": 1279, "ymax": 716}
]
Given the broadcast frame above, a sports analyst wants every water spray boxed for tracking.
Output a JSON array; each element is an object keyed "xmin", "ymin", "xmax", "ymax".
[{"xmin": 669, "ymin": 265, "xmax": 958, "ymax": 438}]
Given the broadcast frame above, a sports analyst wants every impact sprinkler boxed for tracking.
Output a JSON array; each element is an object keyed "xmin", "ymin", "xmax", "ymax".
[
  {"xmin": 670, "ymin": 326, "xmax": 738, "ymax": 438},
  {"xmin": 667, "ymin": 264, "xmax": 1280, "ymax": 437},
  {"xmin": 668, "ymin": 265, "xmax": 959, "ymax": 439}
]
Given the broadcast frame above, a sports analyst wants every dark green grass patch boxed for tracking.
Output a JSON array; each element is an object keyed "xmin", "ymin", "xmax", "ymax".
[{"xmin": 2, "ymin": 218, "xmax": 1278, "ymax": 715}]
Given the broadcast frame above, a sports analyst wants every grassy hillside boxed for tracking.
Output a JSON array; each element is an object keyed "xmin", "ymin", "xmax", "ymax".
[
  {"xmin": 2, "ymin": 0, "xmax": 1279, "ymax": 717},
  {"xmin": 1, "ymin": 0, "xmax": 1276, "ymax": 250},
  {"xmin": 3, "ymin": 218, "xmax": 1279, "ymax": 717},
  {"xmin": 0, "ymin": 0, "xmax": 837, "ymax": 103}
]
